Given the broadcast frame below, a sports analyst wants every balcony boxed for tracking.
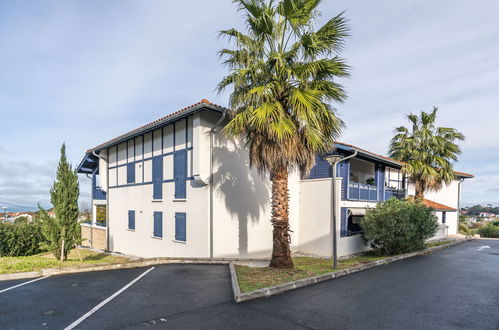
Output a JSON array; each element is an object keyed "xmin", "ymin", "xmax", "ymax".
[
  {"xmin": 348, "ymin": 182, "xmax": 378, "ymax": 202},
  {"xmin": 93, "ymin": 186, "xmax": 107, "ymax": 200}
]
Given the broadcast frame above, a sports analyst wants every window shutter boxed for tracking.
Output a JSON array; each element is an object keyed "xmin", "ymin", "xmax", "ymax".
[
  {"xmin": 442, "ymin": 211, "xmax": 446, "ymax": 224},
  {"xmin": 340, "ymin": 207, "xmax": 348, "ymax": 237},
  {"xmin": 153, "ymin": 211, "xmax": 162, "ymax": 237},
  {"xmin": 174, "ymin": 150, "xmax": 187, "ymax": 199},
  {"xmin": 127, "ymin": 163, "xmax": 135, "ymax": 184},
  {"xmin": 175, "ymin": 212, "xmax": 186, "ymax": 242},
  {"xmin": 152, "ymin": 156, "xmax": 163, "ymax": 199},
  {"xmin": 128, "ymin": 210, "xmax": 135, "ymax": 230}
]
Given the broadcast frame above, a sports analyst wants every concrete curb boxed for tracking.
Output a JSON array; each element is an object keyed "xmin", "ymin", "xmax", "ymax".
[
  {"xmin": 0, "ymin": 257, "xmax": 269, "ymax": 282},
  {"xmin": 231, "ymin": 239, "xmax": 470, "ymax": 303}
]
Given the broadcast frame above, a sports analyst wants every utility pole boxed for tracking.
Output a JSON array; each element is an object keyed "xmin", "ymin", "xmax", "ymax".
[{"xmin": 1, "ymin": 206, "xmax": 7, "ymax": 223}]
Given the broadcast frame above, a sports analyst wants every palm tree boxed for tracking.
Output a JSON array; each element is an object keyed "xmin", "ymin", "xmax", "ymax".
[
  {"xmin": 389, "ymin": 107, "xmax": 465, "ymax": 200},
  {"xmin": 218, "ymin": 0, "xmax": 349, "ymax": 268}
]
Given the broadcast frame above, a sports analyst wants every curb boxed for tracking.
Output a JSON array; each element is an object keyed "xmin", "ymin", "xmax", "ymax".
[
  {"xmin": 231, "ymin": 239, "xmax": 470, "ymax": 303},
  {"xmin": 0, "ymin": 257, "xmax": 269, "ymax": 282}
]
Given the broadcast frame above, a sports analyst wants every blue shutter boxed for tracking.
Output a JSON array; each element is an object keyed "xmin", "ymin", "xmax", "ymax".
[
  {"xmin": 153, "ymin": 211, "xmax": 162, "ymax": 237},
  {"xmin": 340, "ymin": 207, "xmax": 348, "ymax": 237},
  {"xmin": 128, "ymin": 210, "xmax": 135, "ymax": 230},
  {"xmin": 152, "ymin": 156, "xmax": 163, "ymax": 199},
  {"xmin": 174, "ymin": 150, "xmax": 187, "ymax": 199},
  {"xmin": 127, "ymin": 163, "xmax": 135, "ymax": 183},
  {"xmin": 337, "ymin": 160, "xmax": 349, "ymax": 200},
  {"xmin": 175, "ymin": 212, "xmax": 186, "ymax": 242},
  {"xmin": 442, "ymin": 211, "xmax": 446, "ymax": 224},
  {"xmin": 376, "ymin": 164, "xmax": 385, "ymax": 201}
]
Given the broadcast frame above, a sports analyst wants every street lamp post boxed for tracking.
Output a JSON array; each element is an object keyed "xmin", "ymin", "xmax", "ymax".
[{"xmin": 323, "ymin": 150, "xmax": 357, "ymax": 268}]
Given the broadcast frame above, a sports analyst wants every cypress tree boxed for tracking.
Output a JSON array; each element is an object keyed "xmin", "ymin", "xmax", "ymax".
[{"xmin": 41, "ymin": 143, "xmax": 80, "ymax": 261}]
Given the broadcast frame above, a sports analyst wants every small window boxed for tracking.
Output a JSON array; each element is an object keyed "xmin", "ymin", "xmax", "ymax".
[
  {"xmin": 442, "ymin": 211, "xmax": 446, "ymax": 224},
  {"xmin": 175, "ymin": 212, "xmax": 186, "ymax": 242},
  {"xmin": 127, "ymin": 163, "xmax": 135, "ymax": 183},
  {"xmin": 128, "ymin": 210, "xmax": 135, "ymax": 230},
  {"xmin": 153, "ymin": 211, "xmax": 162, "ymax": 238}
]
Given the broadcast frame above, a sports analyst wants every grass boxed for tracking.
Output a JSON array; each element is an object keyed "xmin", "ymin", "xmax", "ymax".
[
  {"xmin": 0, "ymin": 248, "xmax": 130, "ymax": 274},
  {"xmin": 235, "ymin": 255, "xmax": 385, "ymax": 293},
  {"xmin": 236, "ymin": 240, "xmax": 456, "ymax": 293}
]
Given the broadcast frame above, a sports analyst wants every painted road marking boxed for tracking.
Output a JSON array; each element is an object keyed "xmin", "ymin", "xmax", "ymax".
[
  {"xmin": 0, "ymin": 276, "xmax": 51, "ymax": 294},
  {"xmin": 64, "ymin": 267, "xmax": 155, "ymax": 330},
  {"xmin": 477, "ymin": 246, "xmax": 490, "ymax": 251}
]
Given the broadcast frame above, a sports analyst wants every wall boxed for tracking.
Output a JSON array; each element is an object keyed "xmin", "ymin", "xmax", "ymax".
[
  {"xmin": 106, "ymin": 115, "xmax": 212, "ymax": 258},
  {"xmin": 80, "ymin": 225, "xmax": 108, "ymax": 250},
  {"xmin": 210, "ymin": 115, "xmax": 301, "ymax": 258}
]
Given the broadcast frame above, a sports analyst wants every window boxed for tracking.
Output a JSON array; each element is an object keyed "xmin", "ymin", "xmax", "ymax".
[
  {"xmin": 152, "ymin": 156, "xmax": 163, "ymax": 199},
  {"xmin": 128, "ymin": 210, "xmax": 135, "ymax": 230},
  {"xmin": 347, "ymin": 215, "xmax": 364, "ymax": 236},
  {"xmin": 174, "ymin": 150, "xmax": 187, "ymax": 199},
  {"xmin": 127, "ymin": 163, "xmax": 135, "ymax": 184},
  {"xmin": 153, "ymin": 211, "xmax": 162, "ymax": 238},
  {"xmin": 96, "ymin": 205, "xmax": 107, "ymax": 227},
  {"xmin": 442, "ymin": 211, "xmax": 446, "ymax": 224},
  {"xmin": 175, "ymin": 212, "xmax": 186, "ymax": 242}
]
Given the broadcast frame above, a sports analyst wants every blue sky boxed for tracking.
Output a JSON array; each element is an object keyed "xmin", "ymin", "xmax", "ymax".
[{"xmin": 0, "ymin": 0, "xmax": 497, "ymax": 211}]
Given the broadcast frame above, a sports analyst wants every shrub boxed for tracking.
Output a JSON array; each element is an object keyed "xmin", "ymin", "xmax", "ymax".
[
  {"xmin": 477, "ymin": 224, "xmax": 499, "ymax": 238},
  {"xmin": 0, "ymin": 223, "xmax": 45, "ymax": 257},
  {"xmin": 361, "ymin": 198, "xmax": 439, "ymax": 256}
]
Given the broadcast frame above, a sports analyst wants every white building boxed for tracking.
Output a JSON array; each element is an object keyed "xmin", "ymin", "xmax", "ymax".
[{"xmin": 77, "ymin": 100, "xmax": 473, "ymax": 259}]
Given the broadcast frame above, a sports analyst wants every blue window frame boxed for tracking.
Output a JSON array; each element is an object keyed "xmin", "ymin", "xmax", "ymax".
[
  {"xmin": 153, "ymin": 211, "xmax": 162, "ymax": 238},
  {"xmin": 174, "ymin": 150, "xmax": 187, "ymax": 199},
  {"xmin": 175, "ymin": 212, "xmax": 186, "ymax": 242},
  {"xmin": 128, "ymin": 210, "xmax": 135, "ymax": 230},
  {"xmin": 127, "ymin": 163, "xmax": 135, "ymax": 183},
  {"xmin": 152, "ymin": 156, "xmax": 163, "ymax": 199}
]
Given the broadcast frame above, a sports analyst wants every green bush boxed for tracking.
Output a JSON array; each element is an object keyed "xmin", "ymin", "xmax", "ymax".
[
  {"xmin": 361, "ymin": 198, "xmax": 439, "ymax": 256},
  {"xmin": 0, "ymin": 223, "xmax": 45, "ymax": 257},
  {"xmin": 477, "ymin": 224, "xmax": 499, "ymax": 238}
]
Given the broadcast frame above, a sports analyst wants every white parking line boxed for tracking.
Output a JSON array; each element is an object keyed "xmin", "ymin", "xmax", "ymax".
[
  {"xmin": 64, "ymin": 266, "xmax": 155, "ymax": 330},
  {"xmin": 0, "ymin": 276, "xmax": 51, "ymax": 294}
]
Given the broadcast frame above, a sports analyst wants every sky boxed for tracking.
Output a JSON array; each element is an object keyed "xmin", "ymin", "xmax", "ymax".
[{"xmin": 0, "ymin": 0, "xmax": 497, "ymax": 211}]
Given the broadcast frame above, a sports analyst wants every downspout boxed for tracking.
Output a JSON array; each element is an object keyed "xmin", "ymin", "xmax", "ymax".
[
  {"xmin": 209, "ymin": 110, "xmax": 227, "ymax": 258},
  {"xmin": 92, "ymin": 150, "xmax": 109, "ymax": 251}
]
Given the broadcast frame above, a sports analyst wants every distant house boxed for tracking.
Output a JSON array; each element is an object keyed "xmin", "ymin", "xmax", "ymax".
[
  {"xmin": 479, "ymin": 212, "xmax": 496, "ymax": 218},
  {"xmin": 76, "ymin": 100, "xmax": 474, "ymax": 259}
]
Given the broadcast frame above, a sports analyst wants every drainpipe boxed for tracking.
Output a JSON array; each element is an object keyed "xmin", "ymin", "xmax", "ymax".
[
  {"xmin": 209, "ymin": 110, "xmax": 227, "ymax": 258},
  {"xmin": 92, "ymin": 150, "xmax": 109, "ymax": 251}
]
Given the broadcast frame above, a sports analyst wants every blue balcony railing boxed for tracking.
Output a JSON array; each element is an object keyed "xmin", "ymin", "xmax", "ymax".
[
  {"xmin": 93, "ymin": 186, "xmax": 107, "ymax": 200},
  {"xmin": 348, "ymin": 182, "xmax": 378, "ymax": 202},
  {"xmin": 384, "ymin": 188, "xmax": 406, "ymax": 200}
]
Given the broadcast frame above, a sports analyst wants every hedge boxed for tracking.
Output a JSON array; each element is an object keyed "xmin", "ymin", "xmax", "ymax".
[{"xmin": 0, "ymin": 223, "xmax": 45, "ymax": 257}]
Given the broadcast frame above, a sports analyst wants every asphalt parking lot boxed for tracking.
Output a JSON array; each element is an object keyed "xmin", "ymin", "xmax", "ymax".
[{"xmin": 1, "ymin": 239, "xmax": 498, "ymax": 329}]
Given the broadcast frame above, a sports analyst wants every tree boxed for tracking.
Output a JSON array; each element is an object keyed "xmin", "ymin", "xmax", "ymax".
[
  {"xmin": 14, "ymin": 216, "xmax": 29, "ymax": 225},
  {"xmin": 389, "ymin": 107, "xmax": 464, "ymax": 199},
  {"xmin": 41, "ymin": 144, "xmax": 80, "ymax": 261},
  {"xmin": 218, "ymin": 0, "xmax": 349, "ymax": 268}
]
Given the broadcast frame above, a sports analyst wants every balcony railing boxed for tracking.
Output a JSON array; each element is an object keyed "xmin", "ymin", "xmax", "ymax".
[
  {"xmin": 348, "ymin": 182, "xmax": 378, "ymax": 202},
  {"xmin": 348, "ymin": 182, "xmax": 406, "ymax": 202},
  {"xmin": 93, "ymin": 186, "xmax": 107, "ymax": 200},
  {"xmin": 384, "ymin": 188, "xmax": 406, "ymax": 200}
]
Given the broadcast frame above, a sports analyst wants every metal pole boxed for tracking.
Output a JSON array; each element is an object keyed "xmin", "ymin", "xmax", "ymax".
[{"xmin": 331, "ymin": 162, "xmax": 338, "ymax": 269}]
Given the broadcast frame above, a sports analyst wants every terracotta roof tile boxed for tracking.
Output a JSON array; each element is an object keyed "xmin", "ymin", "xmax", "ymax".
[{"xmin": 422, "ymin": 199, "xmax": 456, "ymax": 211}]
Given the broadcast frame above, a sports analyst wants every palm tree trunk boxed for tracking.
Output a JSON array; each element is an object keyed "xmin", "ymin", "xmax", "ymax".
[
  {"xmin": 415, "ymin": 181, "xmax": 425, "ymax": 200},
  {"xmin": 269, "ymin": 166, "xmax": 294, "ymax": 269}
]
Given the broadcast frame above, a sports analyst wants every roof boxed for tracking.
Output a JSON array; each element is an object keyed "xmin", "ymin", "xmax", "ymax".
[
  {"xmin": 334, "ymin": 141, "xmax": 404, "ymax": 168},
  {"xmin": 334, "ymin": 142, "xmax": 473, "ymax": 179},
  {"xmin": 422, "ymin": 199, "xmax": 456, "ymax": 212},
  {"xmin": 87, "ymin": 99, "xmax": 230, "ymax": 153}
]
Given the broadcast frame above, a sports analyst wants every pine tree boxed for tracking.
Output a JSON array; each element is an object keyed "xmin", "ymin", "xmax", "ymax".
[{"xmin": 41, "ymin": 143, "xmax": 80, "ymax": 261}]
